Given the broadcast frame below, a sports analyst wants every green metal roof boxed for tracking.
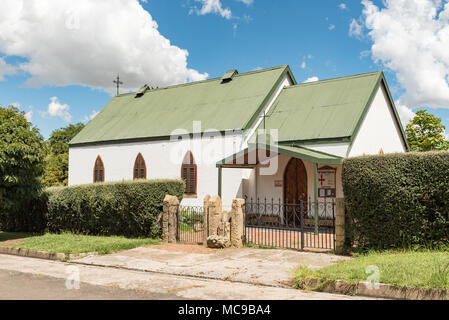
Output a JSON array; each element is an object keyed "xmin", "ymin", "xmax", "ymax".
[
  {"xmin": 70, "ymin": 65, "xmax": 295, "ymax": 146},
  {"xmin": 217, "ymin": 143, "xmax": 342, "ymax": 166},
  {"xmin": 255, "ymin": 71, "xmax": 388, "ymax": 143}
]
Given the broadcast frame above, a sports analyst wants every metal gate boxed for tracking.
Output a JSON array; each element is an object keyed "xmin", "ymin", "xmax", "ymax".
[
  {"xmin": 176, "ymin": 206, "xmax": 205, "ymax": 244},
  {"xmin": 244, "ymin": 197, "xmax": 335, "ymax": 251}
]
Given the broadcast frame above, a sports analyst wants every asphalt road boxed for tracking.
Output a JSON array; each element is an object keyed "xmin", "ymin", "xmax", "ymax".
[{"xmin": 0, "ymin": 269, "xmax": 181, "ymax": 300}]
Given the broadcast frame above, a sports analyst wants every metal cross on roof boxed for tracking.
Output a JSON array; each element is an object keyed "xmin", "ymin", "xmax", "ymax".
[{"xmin": 113, "ymin": 74, "xmax": 123, "ymax": 96}]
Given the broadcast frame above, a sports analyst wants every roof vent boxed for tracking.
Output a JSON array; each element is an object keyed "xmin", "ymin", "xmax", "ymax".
[
  {"xmin": 221, "ymin": 69, "xmax": 238, "ymax": 83},
  {"xmin": 135, "ymin": 84, "xmax": 150, "ymax": 98}
]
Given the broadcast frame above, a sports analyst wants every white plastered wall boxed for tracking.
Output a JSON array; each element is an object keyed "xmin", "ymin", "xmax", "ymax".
[
  {"xmin": 69, "ymin": 134, "xmax": 245, "ymax": 206},
  {"xmin": 348, "ymin": 83, "xmax": 407, "ymax": 157}
]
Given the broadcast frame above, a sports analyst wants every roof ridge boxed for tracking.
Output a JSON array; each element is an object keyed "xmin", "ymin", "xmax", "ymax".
[
  {"xmin": 116, "ymin": 65, "xmax": 289, "ymax": 97},
  {"xmin": 286, "ymin": 70, "xmax": 383, "ymax": 89}
]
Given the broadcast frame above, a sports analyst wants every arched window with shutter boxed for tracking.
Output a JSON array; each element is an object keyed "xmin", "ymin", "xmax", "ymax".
[
  {"xmin": 181, "ymin": 151, "xmax": 197, "ymax": 195},
  {"xmin": 133, "ymin": 153, "xmax": 147, "ymax": 180},
  {"xmin": 93, "ymin": 156, "xmax": 105, "ymax": 183}
]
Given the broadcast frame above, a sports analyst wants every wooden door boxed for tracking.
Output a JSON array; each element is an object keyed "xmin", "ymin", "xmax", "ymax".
[{"xmin": 283, "ymin": 158, "xmax": 307, "ymax": 225}]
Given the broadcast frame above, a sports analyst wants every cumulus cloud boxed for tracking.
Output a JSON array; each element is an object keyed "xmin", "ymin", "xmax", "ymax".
[
  {"xmin": 82, "ymin": 110, "xmax": 100, "ymax": 123},
  {"xmin": 349, "ymin": 18, "xmax": 363, "ymax": 38},
  {"xmin": 303, "ymin": 76, "xmax": 319, "ymax": 83},
  {"xmin": 191, "ymin": 0, "xmax": 232, "ymax": 19},
  {"xmin": 10, "ymin": 102, "xmax": 33, "ymax": 122},
  {"xmin": 0, "ymin": 57, "xmax": 16, "ymax": 81},
  {"xmin": 339, "ymin": 3, "xmax": 348, "ymax": 10},
  {"xmin": 329, "ymin": 24, "xmax": 336, "ymax": 31},
  {"xmin": 0, "ymin": 0, "xmax": 208, "ymax": 94},
  {"xmin": 360, "ymin": 0, "xmax": 449, "ymax": 109},
  {"xmin": 41, "ymin": 97, "xmax": 72, "ymax": 123},
  {"xmin": 395, "ymin": 99, "xmax": 416, "ymax": 125},
  {"xmin": 24, "ymin": 110, "xmax": 33, "ymax": 122}
]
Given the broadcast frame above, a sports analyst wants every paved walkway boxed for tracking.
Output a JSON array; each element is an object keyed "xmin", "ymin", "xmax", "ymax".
[
  {"xmin": 0, "ymin": 254, "xmax": 370, "ymax": 300},
  {"xmin": 73, "ymin": 244, "xmax": 350, "ymax": 288}
]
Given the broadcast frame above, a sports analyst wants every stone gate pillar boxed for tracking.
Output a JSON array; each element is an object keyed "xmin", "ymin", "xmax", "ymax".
[
  {"xmin": 230, "ymin": 198, "xmax": 245, "ymax": 247},
  {"xmin": 207, "ymin": 195, "xmax": 222, "ymax": 239},
  {"xmin": 161, "ymin": 195, "xmax": 180, "ymax": 243}
]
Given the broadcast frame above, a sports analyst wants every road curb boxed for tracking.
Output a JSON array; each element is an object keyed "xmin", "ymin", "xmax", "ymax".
[
  {"xmin": 0, "ymin": 246, "xmax": 96, "ymax": 261},
  {"xmin": 301, "ymin": 277, "xmax": 449, "ymax": 300}
]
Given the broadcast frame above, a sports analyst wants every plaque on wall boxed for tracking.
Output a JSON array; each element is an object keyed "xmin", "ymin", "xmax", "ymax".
[{"xmin": 318, "ymin": 166, "xmax": 337, "ymax": 198}]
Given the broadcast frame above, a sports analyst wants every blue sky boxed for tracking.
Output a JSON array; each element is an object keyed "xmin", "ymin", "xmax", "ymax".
[{"xmin": 1, "ymin": 0, "xmax": 449, "ymax": 138}]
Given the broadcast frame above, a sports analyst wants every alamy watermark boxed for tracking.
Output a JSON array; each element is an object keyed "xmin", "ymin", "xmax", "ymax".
[
  {"xmin": 169, "ymin": 121, "xmax": 280, "ymax": 175},
  {"xmin": 65, "ymin": 266, "xmax": 80, "ymax": 290}
]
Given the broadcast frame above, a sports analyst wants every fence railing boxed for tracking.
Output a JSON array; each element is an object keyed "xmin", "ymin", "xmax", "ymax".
[
  {"xmin": 177, "ymin": 206, "xmax": 204, "ymax": 244},
  {"xmin": 243, "ymin": 197, "xmax": 335, "ymax": 251}
]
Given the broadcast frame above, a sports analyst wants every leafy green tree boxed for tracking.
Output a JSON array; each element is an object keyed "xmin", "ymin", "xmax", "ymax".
[
  {"xmin": 48, "ymin": 123, "xmax": 85, "ymax": 155},
  {"xmin": 42, "ymin": 123, "xmax": 84, "ymax": 187},
  {"xmin": 0, "ymin": 106, "xmax": 45, "ymax": 229},
  {"xmin": 406, "ymin": 109, "xmax": 449, "ymax": 152}
]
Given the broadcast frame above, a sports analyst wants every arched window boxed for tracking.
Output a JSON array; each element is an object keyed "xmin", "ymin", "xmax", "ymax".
[
  {"xmin": 93, "ymin": 156, "xmax": 105, "ymax": 183},
  {"xmin": 181, "ymin": 151, "xmax": 197, "ymax": 195},
  {"xmin": 133, "ymin": 153, "xmax": 147, "ymax": 179}
]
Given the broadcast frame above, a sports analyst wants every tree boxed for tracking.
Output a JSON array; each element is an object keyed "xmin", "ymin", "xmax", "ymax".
[
  {"xmin": 48, "ymin": 123, "xmax": 85, "ymax": 155},
  {"xmin": 405, "ymin": 109, "xmax": 449, "ymax": 152},
  {"xmin": 42, "ymin": 123, "xmax": 84, "ymax": 187},
  {"xmin": 0, "ymin": 106, "xmax": 46, "ymax": 230}
]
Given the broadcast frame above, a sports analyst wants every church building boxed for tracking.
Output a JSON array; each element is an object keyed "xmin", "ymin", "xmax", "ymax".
[{"xmin": 69, "ymin": 65, "xmax": 408, "ymax": 209}]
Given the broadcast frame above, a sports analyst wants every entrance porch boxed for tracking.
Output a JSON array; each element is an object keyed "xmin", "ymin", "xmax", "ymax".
[{"xmin": 217, "ymin": 144, "xmax": 343, "ymax": 251}]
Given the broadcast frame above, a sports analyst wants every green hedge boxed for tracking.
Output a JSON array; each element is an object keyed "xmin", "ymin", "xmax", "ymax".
[
  {"xmin": 342, "ymin": 152, "xmax": 449, "ymax": 249},
  {"xmin": 0, "ymin": 190, "xmax": 48, "ymax": 233},
  {"xmin": 46, "ymin": 180, "xmax": 184, "ymax": 238}
]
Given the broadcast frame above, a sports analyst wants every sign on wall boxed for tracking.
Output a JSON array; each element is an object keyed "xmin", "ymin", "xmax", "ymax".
[
  {"xmin": 274, "ymin": 180, "xmax": 282, "ymax": 187},
  {"xmin": 318, "ymin": 166, "xmax": 336, "ymax": 198}
]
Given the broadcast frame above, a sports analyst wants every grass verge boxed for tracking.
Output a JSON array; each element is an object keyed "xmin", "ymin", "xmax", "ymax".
[
  {"xmin": 294, "ymin": 250, "xmax": 449, "ymax": 291},
  {"xmin": 0, "ymin": 232, "xmax": 159, "ymax": 255}
]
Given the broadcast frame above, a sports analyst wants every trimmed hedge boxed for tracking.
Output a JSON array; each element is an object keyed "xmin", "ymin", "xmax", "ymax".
[
  {"xmin": 0, "ymin": 190, "xmax": 48, "ymax": 233},
  {"xmin": 343, "ymin": 152, "xmax": 449, "ymax": 249},
  {"xmin": 46, "ymin": 180, "xmax": 184, "ymax": 238}
]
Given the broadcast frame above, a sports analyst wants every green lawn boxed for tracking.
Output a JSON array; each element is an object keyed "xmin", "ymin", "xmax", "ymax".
[
  {"xmin": 294, "ymin": 250, "xmax": 449, "ymax": 290},
  {"xmin": 0, "ymin": 232, "xmax": 159, "ymax": 255}
]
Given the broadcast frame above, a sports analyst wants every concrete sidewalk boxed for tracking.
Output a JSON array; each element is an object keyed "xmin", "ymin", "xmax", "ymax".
[
  {"xmin": 72, "ymin": 245, "xmax": 350, "ymax": 288},
  {"xmin": 0, "ymin": 254, "xmax": 368, "ymax": 300}
]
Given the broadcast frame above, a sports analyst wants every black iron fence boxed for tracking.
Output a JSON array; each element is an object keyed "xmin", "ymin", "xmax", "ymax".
[
  {"xmin": 176, "ymin": 206, "xmax": 204, "ymax": 244},
  {"xmin": 244, "ymin": 197, "xmax": 335, "ymax": 251}
]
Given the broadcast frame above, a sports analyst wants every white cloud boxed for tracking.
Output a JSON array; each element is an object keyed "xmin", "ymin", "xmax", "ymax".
[
  {"xmin": 329, "ymin": 24, "xmax": 336, "ymax": 31},
  {"xmin": 10, "ymin": 102, "xmax": 33, "ymax": 122},
  {"xmin": 301, "ymin": 61, "xmax": 306, "ymax": 69},
  {"xmin": 0, "ymin": 57, "xmax": 16, "ymax": 81},
  {"xmin": 349, "ymin": 18, "xmax": 363, "ymax": 38},
  {"xmin": 395, "ymin": 99, "xmax": 415, "ymax": 126},
  {"xmin": 339, "ymin": 3, "xmax": 347, "ymax": 10},
  {"xmin": 303, "ymin": 76, "xmax": 319, "ymax": 83},
  {"xmin": 25, "ymin": 110, "xmax": 33, "ymax": 122},
  {"xmin": 191, "ymin": 0, "xmax": 232, "ymax": 19},
  {"xmin": 236, "ymin": 0, "xmax": 254, "ymax": 5},
  {"xmin": 360, "ymin": 0, "xmax": 449, "ymax": 109},
  {"xmin": 0, "ymin": 0, "xmax": 208, "ymax": 95},
  {"xmin": 41, "ymin": 97, "xmax": 72, "ymax": 123},
  {"xmin": 82, "ymin": 109, "xmax": 99, "ymax": 123}
]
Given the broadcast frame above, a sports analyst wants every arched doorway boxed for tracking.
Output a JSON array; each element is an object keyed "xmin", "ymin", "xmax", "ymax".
[{"xmin": 283, "ymin": 158, "xmax": 308, "ymax": 225}]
